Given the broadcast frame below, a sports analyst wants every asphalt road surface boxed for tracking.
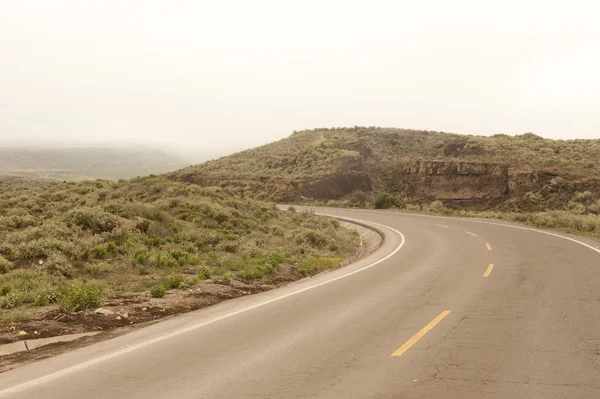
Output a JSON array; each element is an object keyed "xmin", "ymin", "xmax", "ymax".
[{"xmin": 1, "ymin": 207, "xmax": 600, "ymax": 398}]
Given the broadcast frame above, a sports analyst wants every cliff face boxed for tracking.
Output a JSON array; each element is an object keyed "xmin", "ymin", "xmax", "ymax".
[
  {"xmin": 374, "ymin": 161, "xmax": 510, "ymax": 201},
  {"xmin": 181, "ymin": 160, "xmax": 527, "ymax": 203}
]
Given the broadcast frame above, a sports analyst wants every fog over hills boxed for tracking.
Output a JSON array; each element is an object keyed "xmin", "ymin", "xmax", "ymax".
[{"xmin": 0, "ymin": 145, "xmax": 191, "ymax": 180}]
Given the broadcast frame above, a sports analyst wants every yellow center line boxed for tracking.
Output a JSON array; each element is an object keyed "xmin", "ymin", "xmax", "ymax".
[
  {"xmin": 466, "ymin": 231, "xmax": 477, "ymax": 237},
  {"xmin": 486, "ymin": 243, "xmax": 492, "ymax": 251},
  {"xmin": 483, "ymin": 263, "xmax": 494, "ymax": 277},
  {"xmin": 434, "ymin": 224, "xmax": 449, "ymax": 228},
  {"xmin": 391, "ymin": 310, "xmax": 452, "ymax": 357}
]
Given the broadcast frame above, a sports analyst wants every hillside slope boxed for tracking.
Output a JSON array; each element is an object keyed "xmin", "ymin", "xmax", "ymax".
[
  {"xmin": 173, "ymin": 127, "xmax": 600, "ymax": 212},
  {"xmin": 0, "ymin": 146, "xmax": 188, "ymax": 180},
  {"xmin": 0, "ymin": 176, "xmax": 357, "ymax": 316}
]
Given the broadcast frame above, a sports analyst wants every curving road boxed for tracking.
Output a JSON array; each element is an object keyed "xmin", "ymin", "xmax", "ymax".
[{"xmin": 1, "ymin": 207, "xmax": 600, "ymax": 398}]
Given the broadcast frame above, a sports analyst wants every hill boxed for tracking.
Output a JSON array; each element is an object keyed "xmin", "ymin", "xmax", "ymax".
[
  {"xmin": 0, "ymin": 146, "xmax": 189, "ymax": 180},
  {"xmin": 173, "ymin": 127, "xmax": 600, "ymax": 213}
]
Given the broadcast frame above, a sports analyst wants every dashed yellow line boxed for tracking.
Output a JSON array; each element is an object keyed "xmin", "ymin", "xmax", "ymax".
[
  {"xmin": 483, "ymin": 264, "xmax": 494, "ymax": 277},
  {"xmin": 466, "ymin": 231, "xmax": 477, "ymax": 237},
  {"xmin": 486, "ymin": 243, "xmax": 492, "ymax": 251},
  {"xmin": 434, "ymin": 224, "xmax": 449, "ymax": 228},
  {"xmin": 391, "ymin": 311, "xmax": 452, "ymax": 357}
]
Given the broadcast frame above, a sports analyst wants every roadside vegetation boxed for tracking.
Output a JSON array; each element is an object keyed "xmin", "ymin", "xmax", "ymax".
[{"xmin": 0, "ymin": 177, "xmax": 358, "ymax": 313}]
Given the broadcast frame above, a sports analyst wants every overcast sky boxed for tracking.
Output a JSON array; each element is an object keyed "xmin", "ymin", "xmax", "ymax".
[{"xmin": 1, "ymin": 0, "xmax": 599, "ymax": 160}]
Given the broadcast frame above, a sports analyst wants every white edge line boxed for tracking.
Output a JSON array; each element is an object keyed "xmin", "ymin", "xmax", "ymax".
[
  {"xmin": 397, "ymin": 211, "xmax": 600, "ymax": 255},
  {"xmin": 0, "ymin": 216, "xmax": 405, "ymax": 396},
  {"xmin": 318, "ymin": 207, "xmax": 600, "ymax": 255}
]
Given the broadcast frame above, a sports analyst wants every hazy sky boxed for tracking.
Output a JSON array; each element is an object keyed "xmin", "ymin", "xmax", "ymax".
[{"xmin": 1, "ymin": 0, "xmax": 599, "ymax": 159}]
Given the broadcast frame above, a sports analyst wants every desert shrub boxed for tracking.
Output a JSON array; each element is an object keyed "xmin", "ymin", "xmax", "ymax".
[
  {"xmin": 147, "ymin": 222, "xmax": 172, "ymax": 238},
  {"xmin": 0, "ymin": 269, "xmax": 58, "ymax": 309},
  {"xmin": 0, "ymin": 284, "xmax": 11, "ymax": 296},
  {"xmin": 215, "ymin": 271, "xmax": 233, "ymax": 285},
  {"xmin": 13, "ymin": 237, "xmax": 82, "ymax": 261},
  {"xmin": 238, "ymin": 252, "xmax": 292, "ymax": 281},
  {"xmin": 0, "ymin": 269, "xmax": 59, "ymax": 308},
  {"xmin": 132, "ymin": 249, "xmax": 149, "ymax": 265},
  {"xmin": 65, "ymin": 208, "xmax": 119, "ymax": 233},
  {"xmin": 0, "ymin": 257, "xmax": 13, "ymax": 274},
  {"xmin": 374, "ymin": 193, "xmax": 405, "ymax": 209},
  {"xmin": 153, "ymin": 252, "xmax": 179, "ymax": 269},
  {"xmin": 91, "ymin": 244, "xmax": 109, "ymax": 259},
  {"xmin": 524, "ymin": 191, "xmax": 543, "ymax": 204},
  {"xmin": 223, "ymin": 243, "xmax": 237, "ymax": 253},
  {"xmin": 348, "ymin": 191, "xmax": 369, "ymax": 206},
  {"xmin": 566, "ymin": 202, "xmax": 587, "ymax": 215},
  {"xmin": 41, "ymin": 252, "xmax": 75, "ymax": 278},
  {"xmin": 297, "ymin": 231, "xmax": 328, "ymax": 248},
  {"xmin": 587, "ymin": 201, "xmax": 600, "ymax": 215},
  {"xmin": 429, "ymin": 200, "xmax": 445, "ymax": 211},
  {"xmin": 197, "ymin": 266, "xmax": 211, "ymax": 280},
  {"xmin": 57, "ymin": 281, "xmax": 104, "ymax": 312},
  {"xmin": 163, "ymin": 275, "xmax": 184, "ymax": 289},
  {"xmin": 573, "ymin": 191, "xmax": 594, "ymax": 204},
  {"xmin": 150, "ymin": 285, "xmax": 166, "ymax": 298}
]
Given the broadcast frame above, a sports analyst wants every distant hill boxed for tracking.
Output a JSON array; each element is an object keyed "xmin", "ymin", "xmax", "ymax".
[
  {"xmin": 172, "ymin": 127, "xmax": 600, "ymax": 212},
  {"xmin": 0, "ymin": 146, "xmax": 189, "ymax": 180}
]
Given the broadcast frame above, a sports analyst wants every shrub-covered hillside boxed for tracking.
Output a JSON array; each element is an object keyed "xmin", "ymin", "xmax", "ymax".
[
  {"xmin": 173, "ymin": 127, "xmax": 600, "ymax": 212},
  {"xmin": 176, "ymin": 127, "xmax": 600, "ymax": 181},
  {"xmin": 0, "ymin": 177, "xmax": 358, "ymax": 312}
]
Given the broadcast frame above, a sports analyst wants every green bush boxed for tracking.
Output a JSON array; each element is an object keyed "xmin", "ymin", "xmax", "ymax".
[
  {"xmin": 91, "ymin": 244, "xmax": 108, "ymax": 259},
  {"xmin": 163, "ymin": 275, "xmax": 184, "ymax": 289},
  {"xmin": 374, "ymin": 193, "xmax": 405, "ymax": 209},
  {"xmin": 0, "ymin": 269, "xmax": 59, "ymax": 309},
  {"xmin": 57, "ymin": 281, "xmax": 104, "ymax": 312},
  {"xmin": 153, "ymin": 252, "xmax": 179, "ymax": 269},
  {"xmin": 197, "ymin": 266, "xmax": 211, "ymax": 280},
  {"xmin": 132, "ymin": 249, "xmax": 149, "ymax": 265},
  {"xmin": 215, "ymin": 271, "xmax": 233, "ymax": 285},
  {"xmin": 150, "ymin": 285, "xmax": 166, "ymax": 298},
  {"xmin": 0, "ymin": 284, "xmax": 12, "ymax": 296}
]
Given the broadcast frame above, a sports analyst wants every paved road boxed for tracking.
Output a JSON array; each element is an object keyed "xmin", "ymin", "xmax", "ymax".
[{"xmin": 1, "ymin": 207, "xmax": 600, "ymax": 398}]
